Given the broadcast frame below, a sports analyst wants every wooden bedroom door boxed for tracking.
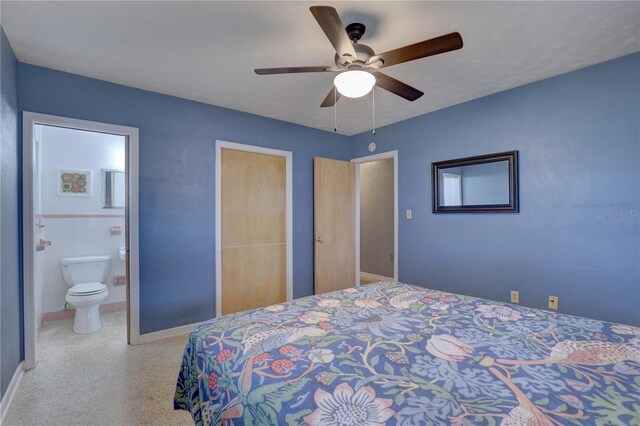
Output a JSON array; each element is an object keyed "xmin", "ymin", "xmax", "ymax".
[
  {"xmin": 221, "ymin": 148, "xmax": 286, "ymax": 315},
  {"xmin": 314, "ymin": 157, "xmax": 356, "ymax": 294}
]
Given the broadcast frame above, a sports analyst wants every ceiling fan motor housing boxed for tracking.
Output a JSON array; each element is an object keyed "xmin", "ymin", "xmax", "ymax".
[{"xmin": 335, "ymin": 40, "xmax": 376, "ymax": 68}]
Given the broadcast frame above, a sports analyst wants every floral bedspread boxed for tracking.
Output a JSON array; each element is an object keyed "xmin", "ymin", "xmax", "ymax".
[{"xmin": 174, "ymin": 282, "xmax": 640, "ymax": 425}]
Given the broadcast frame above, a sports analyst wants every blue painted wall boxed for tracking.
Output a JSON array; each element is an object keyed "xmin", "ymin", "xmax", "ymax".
[
  {"xmin": 351, "ymin": 53, "xmax": 640, "ymax": 326},
  {"xmin": 18, "ymin": 64, "xmax": 350, "ymax": 334},
  {"xmin": 1, "ymin": 27, "xmax": 23, "ymax": 398}
]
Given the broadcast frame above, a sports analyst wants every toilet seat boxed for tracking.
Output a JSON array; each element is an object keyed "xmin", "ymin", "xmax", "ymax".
[{"xmin": 67, "ymin": 282, "xmax": 107, "ymax": 296}]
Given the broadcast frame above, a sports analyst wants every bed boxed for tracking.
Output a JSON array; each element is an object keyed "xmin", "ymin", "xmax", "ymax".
[{"xmin": 174, "ymin": 282, "xmax": 640, "ymax": 425}]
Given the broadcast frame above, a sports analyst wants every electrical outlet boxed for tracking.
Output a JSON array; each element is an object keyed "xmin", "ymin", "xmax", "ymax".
[
  {"xmin": 510, "ymin": 291, "xmax": 520, "ymax": 304},
  {"xmin": 406, "ymin": 209, "xmax": 412, "ymax": 220},
  {"xmin": 548, "ymin": 295, "xmax": 559, "ymax": 310}
]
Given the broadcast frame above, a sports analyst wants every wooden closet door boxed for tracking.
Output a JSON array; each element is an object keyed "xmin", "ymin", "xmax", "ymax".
[
  {"xmin": 221, "ymin": 149, "xmax": 286, "ymax": 315},
  {"xmin": 314, "ymin": 157, "xmax": 356, "ymax": 294}
]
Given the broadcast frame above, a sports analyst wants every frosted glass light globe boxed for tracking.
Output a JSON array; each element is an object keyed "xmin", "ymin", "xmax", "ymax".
[{"xmin": 333, "ymin": 71, "xmax": 376, "ymax": 98}]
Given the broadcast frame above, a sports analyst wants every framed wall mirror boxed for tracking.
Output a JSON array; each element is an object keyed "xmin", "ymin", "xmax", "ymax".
[
  {"xmin": 102, "ymin": 169, "xmax": 125, "ymax": 209},
  {"xmin": 432, "ymin": 151, "xmax": 518, "ymax": 213}
]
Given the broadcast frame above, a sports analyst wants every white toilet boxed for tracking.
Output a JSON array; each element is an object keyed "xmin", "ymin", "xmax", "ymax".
[{"xmin": 61, "ymin": 255, "xmax": 111, "ymax": 334}]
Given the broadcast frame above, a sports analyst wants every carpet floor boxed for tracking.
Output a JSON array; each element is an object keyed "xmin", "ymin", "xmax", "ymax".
[{"xmin": 4, "ymin": 311, "xmax": 193, "ymax": 425}]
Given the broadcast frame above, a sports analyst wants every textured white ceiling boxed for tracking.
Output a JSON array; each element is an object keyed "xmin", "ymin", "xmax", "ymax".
[{"xmin": 2, "ymin": 1, "xmax": 639, "ymax": 135}]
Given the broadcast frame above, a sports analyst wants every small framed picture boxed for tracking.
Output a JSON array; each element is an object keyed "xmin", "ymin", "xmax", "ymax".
[{"xmin": 58, "ymin": 169, "xmax": 92, "ymax": 197}]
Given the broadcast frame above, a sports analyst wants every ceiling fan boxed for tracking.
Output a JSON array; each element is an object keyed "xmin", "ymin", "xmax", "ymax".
[{"xmin": 254, "ymin": 6, "xmax": 463, "ymax": 107}]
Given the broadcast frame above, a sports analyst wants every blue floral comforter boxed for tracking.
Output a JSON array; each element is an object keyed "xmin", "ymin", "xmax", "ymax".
[{"xmin": 174, "ymin": 282, "xmax": 640, "ymax": 425}]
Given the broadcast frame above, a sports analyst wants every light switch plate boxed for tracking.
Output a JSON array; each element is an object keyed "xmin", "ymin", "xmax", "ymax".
[
  {"xmin": 548, "ymin": 295, "xmax": 559, "ymax": 310},
  {"xmin": 510, "ymin": 291, "xmax": 520, "ymax": 304},
  {"xmin": 406, "ymin": 209, "xmax": 412, "ymax": 220}
]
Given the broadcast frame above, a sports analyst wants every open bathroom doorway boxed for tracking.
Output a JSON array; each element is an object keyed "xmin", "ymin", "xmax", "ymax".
[{"xmin": 22, "ymin": 113, "xmax": 140, "ymax": 370}]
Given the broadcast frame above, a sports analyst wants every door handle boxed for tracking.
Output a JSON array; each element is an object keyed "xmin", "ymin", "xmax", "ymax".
[{"xmin": 315, "ymin": 235, "xmax": 324, "ymax": 243}]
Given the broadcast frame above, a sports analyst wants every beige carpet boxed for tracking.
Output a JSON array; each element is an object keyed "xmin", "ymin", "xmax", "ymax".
[{"xmin": 4, "ymin": 311, "xmax": 193, "ymax": 426}]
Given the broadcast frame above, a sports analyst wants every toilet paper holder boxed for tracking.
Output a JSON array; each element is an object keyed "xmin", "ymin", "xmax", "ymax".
[{"xmin": 36, "ymin": 239, "xmax": 52, "ymax": 251}]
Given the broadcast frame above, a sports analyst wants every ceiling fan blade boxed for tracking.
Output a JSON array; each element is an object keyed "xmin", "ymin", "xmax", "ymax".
[
  {"xmin": 372, "ymin": 72, "xmax": 424, "ymax": 101},
  {"xmin": 254, "ymin": 66, "xmax": 335, "ymax": 75},
  {"xmin": 378, "ymin": 32, "xmax": 463, "ymax": 68},
  {"xmin": 309, "ymin": 6, "xmax": 357, "ymax": 60},
  {"xmin": 320, "ymin": 86, "xmax": 340, "ymax": 108}
]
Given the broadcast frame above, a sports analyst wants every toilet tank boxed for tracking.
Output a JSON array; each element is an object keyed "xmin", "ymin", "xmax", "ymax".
[{"xmin": 61, "ymin": 255, "xmax": 111, "ymax": 286}]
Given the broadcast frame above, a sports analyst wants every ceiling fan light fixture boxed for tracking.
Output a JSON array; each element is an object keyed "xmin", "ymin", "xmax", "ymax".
[{"xmin": 333, "ymin": 70, "xmax": 376, "ymax": 98}]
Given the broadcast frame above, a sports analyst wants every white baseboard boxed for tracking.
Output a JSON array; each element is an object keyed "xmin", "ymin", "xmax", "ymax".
[
  {"xmin": 1, "ymin": 362, "xmax": 24, "ymax": 423},
  {"xmin": 135, "ymin": 322, "xmax": 200, "ymax": 345},
  {"xmin": 361, "ymin": 271, "xmax": 394, "ymax": 282}
]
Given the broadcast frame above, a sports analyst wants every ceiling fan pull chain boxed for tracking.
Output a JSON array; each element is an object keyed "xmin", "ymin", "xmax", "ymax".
[
  {"xmin": 372, "ymin": 86, "xmax": 376, "ymax": 136},
  {"xmin": 334, "ymin": 87, "xmax": 338, "ymax": 132}
]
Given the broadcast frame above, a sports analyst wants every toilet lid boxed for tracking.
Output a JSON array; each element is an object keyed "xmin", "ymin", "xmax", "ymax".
[{"xmin": 68, "ymin": 282, "xmax": 107, "ymax": 296}]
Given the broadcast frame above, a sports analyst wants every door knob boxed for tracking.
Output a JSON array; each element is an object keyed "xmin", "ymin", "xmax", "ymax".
[{"xmin": 315, "ymin": 235, "xmax": 324, "ymax": 243}]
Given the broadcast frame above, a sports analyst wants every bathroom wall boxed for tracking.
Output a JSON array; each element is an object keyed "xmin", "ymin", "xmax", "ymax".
[
  {"xmin": 33, "ymin": 125, "xmax": 45, "ymax": 325},
  {"xmin": 360, "ymin": 159, "xmax": 395, "ymax": 278},
  {"xmin": 39, "ymin": 125, "xmax": 126, "ymax": 316}
]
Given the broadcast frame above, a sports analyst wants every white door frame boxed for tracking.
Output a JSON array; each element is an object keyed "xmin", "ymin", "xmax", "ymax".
[
  {"xmin": 22, "ymin": 112, "xmax": 141, "ymax": 369},
  {"xmin": 351, "ymin": 150, "xmax": 399, "ymax": 285},
  {"xmin": 215, "ymin": 140, "xmax": 293, "ymax": 317}
]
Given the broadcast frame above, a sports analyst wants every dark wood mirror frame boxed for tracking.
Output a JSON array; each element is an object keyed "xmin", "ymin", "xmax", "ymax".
[{"xmin": 432, "ymin": 150, "xmax": 519, "ymax": 213}]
